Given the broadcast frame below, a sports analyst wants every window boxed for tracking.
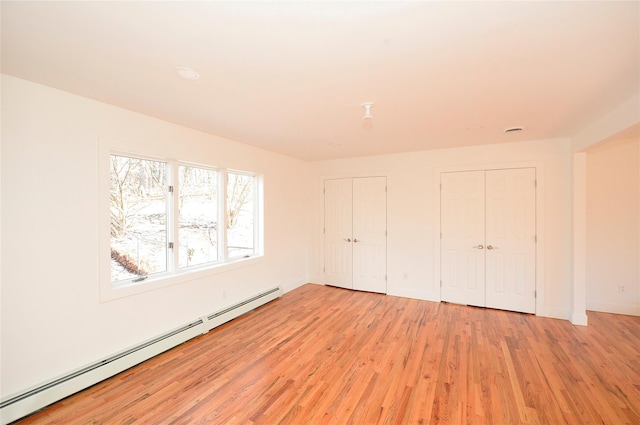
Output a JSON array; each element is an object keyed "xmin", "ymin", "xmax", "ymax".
[
  {"xmin": 227, "ymin": 172, "xmax": 256, "ymax": 259},
  {"xmin": 110, "ymin": 155, "xmax": 168, "ymax": 283},
  {"xmin": 178, "ymin": 165, "xmax": 219, "ymax": 268},
  {"xmin": 108, "ymin": 152, "xmax": 261, "ymax": 289}
]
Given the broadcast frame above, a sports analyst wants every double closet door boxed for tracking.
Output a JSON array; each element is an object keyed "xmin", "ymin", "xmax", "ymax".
[
  {"xmin": 324, "ymin": 177, "xmax": 387, "ymax": 294},
  {"xmin": 441, "ymin": 168, "xmax": 536, "ymax": 314}
]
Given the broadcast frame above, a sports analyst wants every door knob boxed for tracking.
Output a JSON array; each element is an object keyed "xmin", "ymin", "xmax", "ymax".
[
  {"xmin": 487, "ymin": 245, "xmax": 498, "ymax": 250},
  {"xmin": 353, "ymin": 238, "xmax": 360, "ymax": 243},
  {"xmin": 473, "ymin": 245, "xmax": 484, "ymax": 249},
  {"xmin": 344, "ymin": 238, "xmax": 352, "ymax": 242}
]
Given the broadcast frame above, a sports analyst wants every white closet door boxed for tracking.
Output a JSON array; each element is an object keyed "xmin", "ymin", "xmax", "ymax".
[
  {"xmin": 485, "ymin": 168, "xmax": 536, "ymax": 313},
  {"xmin": 324, "ymin": 178, "xmax": 353, "ymax": 289},
  {"xmin": 440, "ymin": 171, "xmax": 486, "ymax": 307},
  {"xmin": 352, "ymin": 177, "xmax": 387, "ymax": 294}
]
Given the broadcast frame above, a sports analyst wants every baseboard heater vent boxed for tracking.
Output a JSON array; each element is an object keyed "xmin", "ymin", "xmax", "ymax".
[{"xmin": 0, "ymin": 286, "xmax": 282, "ymax": 425}]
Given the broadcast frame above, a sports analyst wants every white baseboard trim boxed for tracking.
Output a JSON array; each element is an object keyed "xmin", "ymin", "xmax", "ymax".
[
  {"xmin": 536, "ymin": 307, "xmax": 571, "ymax": 322},
  {"xmin": 586, "ymin": 301, "xmax": 640, "ymax": 317},
  {"xmin": 386, "ymin": 286, "xmax": 439, "ymax": 302},
  {"xmin": 0, "ymin": 287, "xmax": 282, "ymax": 425}
]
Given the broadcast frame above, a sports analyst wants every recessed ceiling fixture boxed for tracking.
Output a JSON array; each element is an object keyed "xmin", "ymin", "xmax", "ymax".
[
  {"xmin": 504, "ymin": 126, "xmax": 524, "ymax": 133},
  {"xmin": 175, "ymin": 66, "xmax": 200, "ymax": 81},
  {"xmin": 361, "ymin": 102, "xmax": 374, "ymax": 120}
]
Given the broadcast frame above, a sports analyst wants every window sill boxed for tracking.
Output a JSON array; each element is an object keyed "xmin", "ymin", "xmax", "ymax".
[{"xmin": 100, "ymin": 255, "xmax": 264, "ymax": 302}]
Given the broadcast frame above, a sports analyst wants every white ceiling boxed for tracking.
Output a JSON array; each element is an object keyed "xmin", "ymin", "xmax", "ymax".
[{"xmin": 2, "ymin": 1, "xmax": 639, "ymax": 161}]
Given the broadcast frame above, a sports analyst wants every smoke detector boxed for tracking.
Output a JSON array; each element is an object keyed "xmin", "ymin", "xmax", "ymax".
[{"xmin": 175, "ymin": 67, "xmax": 200, "ymax": 80}]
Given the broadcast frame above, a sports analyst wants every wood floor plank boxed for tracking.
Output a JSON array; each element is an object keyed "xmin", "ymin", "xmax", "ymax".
[{"xmin": 13, "ymin": 284, "xmax": 640, "ymax": 425}]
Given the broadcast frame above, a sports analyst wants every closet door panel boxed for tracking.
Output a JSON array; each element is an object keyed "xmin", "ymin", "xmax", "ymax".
[
  {"xmin": 440, "ymin": 171, "xmax": 486, "ymax": 307},
  {"xmin": 485, "ymin": 168, "xmax": 536, "ymax": 313},
  {"xmin": 324, "ymin": 178, "xmax": 353, "ymax": 289},
  {"xmin": 353, "ymin": 177, "xmax": 387, "ymax": 294}
]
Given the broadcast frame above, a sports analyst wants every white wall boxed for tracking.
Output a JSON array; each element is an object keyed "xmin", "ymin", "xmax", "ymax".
[
  {"xmin": 570, "ymin": 93, "xmax": 640, "ymax": 325},
  {"xmin": 309, "ymin": 138, "xmax": 574, "ymax": 320},
  {"xmin": 0, "ymin": 75, "xmax": 311, "ymax": 397},
  {"xmin": 586, "ymin": 137, "xmax": 640, "ymax": 315}
]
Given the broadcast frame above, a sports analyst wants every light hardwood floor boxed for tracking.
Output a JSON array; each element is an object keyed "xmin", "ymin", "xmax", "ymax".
[{"xmin": 15, "ymin": 284, "xmax": 640, "ymax": 424}]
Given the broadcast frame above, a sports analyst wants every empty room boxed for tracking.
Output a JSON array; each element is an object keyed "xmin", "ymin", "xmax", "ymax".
[{"xmin": 1, "ymin": 1, "xmax": 639, "ymax": 424}]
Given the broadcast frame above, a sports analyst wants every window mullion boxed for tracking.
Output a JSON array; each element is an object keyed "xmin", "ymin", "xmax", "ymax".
[
  {"xmin": 169, "ymin": 161, "xmax": 179, "ymax": 273},
  {"xmin": 221, "ymin": 169, "xmax": 228, "ymax": 262}
]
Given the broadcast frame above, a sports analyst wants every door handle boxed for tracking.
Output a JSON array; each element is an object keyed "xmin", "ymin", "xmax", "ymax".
[
  {"xmin": 487, "ymin": 245, "xmax": 498, "ymax": 250},
  {"xmin": 473, "ymin": 245, "xmax": 484, "ymax": 249},
  {"xmin": 344, "ymin": 238, "xmax": 352, "ymax": 242},
  {"xmin": 353, "ymin": 238, "xmax": 360, "ymax": 243}
]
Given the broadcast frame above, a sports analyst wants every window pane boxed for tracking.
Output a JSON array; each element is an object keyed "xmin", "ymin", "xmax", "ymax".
[
  {"xmin": 179, "ymin": 165, "xmax": 218, "ymax": 268},
  {"xmin": 227, "ymin": 173, "xmax": 255, "ymax": 258},
  {"xmin": 110, "ymin": 155, "xmax": 167, "ymax": 283}
]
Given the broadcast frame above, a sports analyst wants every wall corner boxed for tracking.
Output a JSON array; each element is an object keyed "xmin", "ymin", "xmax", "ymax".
[
  {"xmin": 571, "ymin": 311, "xmax": 588, "ymax": 326},
  {"xmin": 572, "ymin": 152, "xmax": 588, "ymax": 326}
]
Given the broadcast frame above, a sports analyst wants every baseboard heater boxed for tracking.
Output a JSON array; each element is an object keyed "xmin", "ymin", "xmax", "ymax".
[{"xmin": 0, "ymin": 286, "xmax": 282, "ymax": 425}]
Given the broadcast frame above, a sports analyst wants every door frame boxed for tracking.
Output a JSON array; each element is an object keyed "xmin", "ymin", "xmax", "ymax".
[{"xmin": 434, "ymin": 161, "xmax": 545, "ymax": 316}]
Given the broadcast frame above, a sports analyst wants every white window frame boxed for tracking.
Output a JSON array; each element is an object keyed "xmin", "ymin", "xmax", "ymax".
[{"xmin": 99, "ymin": 140, "xmax": 264, "ymax": 302}]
